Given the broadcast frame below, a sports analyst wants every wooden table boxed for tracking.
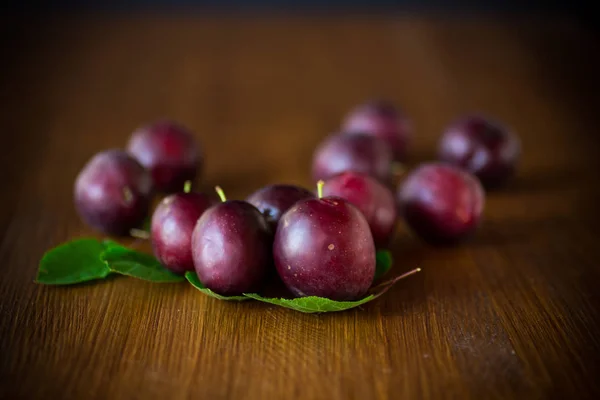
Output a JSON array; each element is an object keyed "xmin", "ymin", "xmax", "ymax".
[{"xmin": 1, "ymin": 12, "xmax": 599, "ymax": 400}]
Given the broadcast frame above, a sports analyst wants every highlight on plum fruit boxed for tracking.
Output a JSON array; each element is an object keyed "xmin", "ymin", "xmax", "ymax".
[
  {"xmin": 273, "ymin": 181, "xmax": 376, "ymax": 301},
  {"xmin": 342, "ymin": 99, "xmax": 412, "ymax": 162},
  {"xmin": 127, "ymin": 119, "xmax": 202, "ymax": 193},
  {"xmin": 437, "ymin": 114, "xmax": 520, "ymax": 189},
  {"xmin": 246, "ymin": 184, "xmax": 315, "ymax": 233},
  {"xmin": 50, "ymin": 105, "xmax": 517, "ymax": 312},
  {"xmin": 321, "ymin": 171, "xmax": 398, "ymax": 248},
  {"xmin": 150, "ymin": 181, "xmax": 217, "ymax": 274},
  {"xmin": 74, "ymin": 149, "xmax": 152, "ymax": 236},
  {"xmin": 311, "ymin": 133, "xmax": 393, "ymax": 184},
  {"xmin": 397, "ymin": 162, "xmax": 485, "ymax": 245},
  {"xmin": 191, "ymin": 186, "xmax": 272, "ymax": 296}
]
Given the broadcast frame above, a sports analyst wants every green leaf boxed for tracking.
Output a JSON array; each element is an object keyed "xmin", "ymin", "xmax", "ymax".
[
  {"xmin": 243, "ymin": 293, "xmax": 376, "ymax": 313},
  {"xmin": 185, "ymin": 272, "xmax": 249, "ymax": 301},
  {"xmin": 374, "ymin": 250, "xmax": 393, "ymax": 282},
  {"xmin": 36, "ymin": 239, "xmax": 111, "ymax": 285},
  {"xmin": 244, "ymin": 252, "xmax": 415, "ymax": 314},
  {"xmin": 100, "ymin": 244, "xmax": 184, "ymax": 283},
  {"xmin": 101, "ymin": 239, "xmax": 122, "ymax": 251}
]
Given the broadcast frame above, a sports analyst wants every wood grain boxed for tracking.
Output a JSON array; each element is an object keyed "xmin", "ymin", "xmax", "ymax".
[{"xmin": 1, "ymin": 13, "xmax": 600, "ymax": 400}]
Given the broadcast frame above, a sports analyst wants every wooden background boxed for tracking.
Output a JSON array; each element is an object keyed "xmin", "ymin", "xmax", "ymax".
[{"xmin": 1, "ymin": 12, "xmax": 600, "ymax": 400}]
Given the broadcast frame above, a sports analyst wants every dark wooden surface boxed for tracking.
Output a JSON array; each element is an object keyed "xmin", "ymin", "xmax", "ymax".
[{"xmin": 1, "ymin": 13, "xmax": 600, "ymax": 400}]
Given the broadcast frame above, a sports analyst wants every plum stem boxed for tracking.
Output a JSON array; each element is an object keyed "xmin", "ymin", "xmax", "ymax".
[
  {"xmin": 316, "ymin": 180, "xmax": 325, "ymax": 199},
  {"xmin": 370, "ymin": 267, "xmax": 421, "ymax": 292},
  {"xmin": 215, "ymin": 186, "xmax": 227, "ymax": 202},
  {"xmin": 183, "ymin": 180, "xmax": 192, "ymax": 193},
  {"xmin": 400, "ymin": 267, "xmax": 421, "ymax": 278},
  {"xmin": 130, "ymin": 228, "xmax": 150, "ymax": 240}
]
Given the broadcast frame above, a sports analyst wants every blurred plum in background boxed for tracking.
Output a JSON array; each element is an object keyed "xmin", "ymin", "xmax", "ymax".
[
  {"xmin": 342, "ymin": 100, "xmax": 411, "ymax": 162},
  {"xmin": 438, "ymin": 115, "xmax": 520, "ymax": 189},
  {"xmin": 127, "ymin": 120, "xmax": 202, "ymax": 193}
]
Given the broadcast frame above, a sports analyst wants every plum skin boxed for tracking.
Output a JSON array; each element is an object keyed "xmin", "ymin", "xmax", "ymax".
[
  {"xmin": 438, "ymin": 115, "xmax": 520, "ymax": 188},
  {"xmin": 397, "ymin": 163, "xmax": 485, "ymax": 244},
  {"xmin": 191, "ymin": 200, "xmax": 272, "ymax": 296},
  {"xmin": 312, "ymin": 133, "xmax": 393, "ymax": 184},
  {"xmin": 151, "ymin": 192, "xmax": 216, "ymax": 274},
  {"xmin": 322, "ymin": 171, "xmax": 397, "ymax": 247},
  {"xmin": 74, "ymin": 149, "xmax": 152, "ymax": 236},
  {"xmin": 343, "ymin": 99, "xmax": 411, "ymax": 162},
  {"xmin": 273, "ymin": 197, "xmax": 376, "ymax": 301},
  {"xmin": 127, "ymin": 120, "xmax": 201, "ymax": 193},
  {"xmin": 246, "ymin": 184, "xmax": 315, "ymax": 233}
]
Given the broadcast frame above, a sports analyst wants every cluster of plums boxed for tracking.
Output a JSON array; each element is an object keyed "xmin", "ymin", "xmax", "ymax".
[{"xmin": 74, "ymin": 100, "xmax": 520, "ymax": 300}]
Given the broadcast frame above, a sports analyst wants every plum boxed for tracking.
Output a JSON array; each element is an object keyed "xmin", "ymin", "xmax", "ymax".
[
  {"xmin": 397, "ymin": 163, "xmax": 485, "ymax": 244},
  {"xmin": 312, "ymin": 133, "xmax": 393, "ymax": 184},
  {"xmin": 342, "ymin": 99, "xmax": 411, "ymax": 162},
  {"xmin": 438, "ymin": 115, "xmax": 520, "ymax": 188},
  {"xmin": 322, "ymin": 171, "xmax": 397, "ymax": 247},
  {"xmin": 246, "ymin": 184, "xmax": 315, "ymax": 233},
  {"xmin": 74, "ymin": 149, "xmax": 152, "ymax": 236},
  {"xmin": 273, "ymin": 181, "xmax": 376, "ymax": 301},
  {"xmin": 127, "ymin": 119, "xmax": 201, "ymax": 193},
  {"xmin": 191, "ymin": 187, "xmax": 271, "ymax": 295},
  {"xmin": 151, "ymin": 182, "xmax": 216, "ymax": 274}
]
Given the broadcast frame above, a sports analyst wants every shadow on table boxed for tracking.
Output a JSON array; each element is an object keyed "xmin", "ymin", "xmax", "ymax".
[{"xmin": 366, "ymin": 234, "xmax": 431, "ymax": 316}]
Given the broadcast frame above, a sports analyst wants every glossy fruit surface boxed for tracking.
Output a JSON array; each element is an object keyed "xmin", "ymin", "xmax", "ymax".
[
  {"xmin": 151, "ymin": 191, "xmax": 216, "ymax": 274},
  {"xmin": 397, "ymin": 163, "xmax": 485, "ymax": 244},
  {"xmin": 74, "ymin": 149, "xmax": 152, "ymax": 235},
  {"xmin": 438, "ymin": 115, "xmax": 520, "ymax": 188},
  {"xmin": 246, "ymin": 184, "xmax": 315, "ymax": 233},
  {"xmin": 322, "ymin": 171, "xmax": 397, "ymax": 247},
  {"xmin": 312, "ymin": 133, "xmax": 393, "ymax": 184},
  {"xmin": 274, "ymin": 196, "xmax": 376, "ymax": 301},
  {"xmin": 192, "ymin": 200, "xmax": 271, "ymax": 295},
  {"xmin": 127, "ymin": 120, "xmax": 201, "ymax": 192}
]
